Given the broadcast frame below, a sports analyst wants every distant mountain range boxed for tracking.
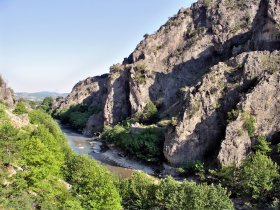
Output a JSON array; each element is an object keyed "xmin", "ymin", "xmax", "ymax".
[{"xmin": 16, "ymin": 91, "xmax": 68, "ymax": 101}]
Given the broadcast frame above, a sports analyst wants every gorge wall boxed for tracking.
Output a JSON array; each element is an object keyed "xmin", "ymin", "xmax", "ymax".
[{"xmin": 54, "ymin": 0, "xmax": 280, "ymax": 166}]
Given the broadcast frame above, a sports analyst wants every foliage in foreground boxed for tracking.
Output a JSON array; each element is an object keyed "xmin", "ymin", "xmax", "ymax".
[
  {"xmin": 211, "ymin": 145, "xmax": 280, "ymax": 207},
  {"xmin": 119, "ymin": 172, "xmax": 234, "ymax": 210},
  {"xmin": 0, "ymin": 108, "xmax": 121, "ymax": 209},
  {"xmin": 0, "ymin": 105, "xmax": 237, "ymax": 210}
]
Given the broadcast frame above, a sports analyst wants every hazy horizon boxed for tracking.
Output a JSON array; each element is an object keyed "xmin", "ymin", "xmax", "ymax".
[{"xmin": 0, "ymin": 0, "xmax": 196, "ymax": 93}]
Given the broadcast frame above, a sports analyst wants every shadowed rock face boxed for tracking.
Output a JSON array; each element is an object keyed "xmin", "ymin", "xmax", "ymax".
[
  {"xmin": 54, "ymin": 0, "xmax": 280, "ymax": 166},
  {"xmin": 218, "ymin": 70, "xmax": 280, "ymax": 166},
  {"xmin": 164, "ymin": 51, "xmax": 280, "ymax": 166},
  {"xmin": 0, "ymin": 76, "xmax": 15, "ymax": 107},
  {"xmin": 52, "ymin": 74, "xmax": 108, "ymax": 136},
  {"xmin": 55, "ymin": 74, "xmax": 108, "ymax": 111}
]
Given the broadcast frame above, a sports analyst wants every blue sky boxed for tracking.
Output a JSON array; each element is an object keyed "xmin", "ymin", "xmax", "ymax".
[{"xmin": 0, "ymin": 0, "xmax": 195, "ymax": 93}]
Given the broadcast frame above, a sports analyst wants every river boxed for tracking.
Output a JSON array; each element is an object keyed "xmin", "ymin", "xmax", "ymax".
[{"xmin": 59, "ymin": 122, "xmax": 155, "ymax": 178}]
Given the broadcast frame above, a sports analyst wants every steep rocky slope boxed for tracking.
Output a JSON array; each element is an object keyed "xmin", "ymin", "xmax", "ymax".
[
  {"xmin": 0, "ymin": 76, "xmax": 15, "ymax": 107},
  {"xmin": 164, "ymin": 51, "xmax": 280, "ymax": 166},
  {"xmin": 54, "ymin": 74, "xmax": 108, "ymax": 135},
  {"xmin": 55, "ymin": 0, "xmax": 280, "ymax": 166},
  {"xmin": 55, "ymin": 74, "xmax": 108, "ymax": 111}
]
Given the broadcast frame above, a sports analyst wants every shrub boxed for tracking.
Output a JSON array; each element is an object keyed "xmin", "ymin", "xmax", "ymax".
[
  {"xmin": 134, "ymin": 101, "xmax": 158, "ymax": 124},
  {"xmin": 180, "ymin": 181, "xmax": 234, "ymax": 210},
  {"xmin": 13, "ymin": 101, "xmax": 28, "ymax": 115},
  {"xmin": 155, "ymin": 176, "xmax": 182, "ymax": 209},
  {"xmin": 119, "ymin": 172, "xmax": 156, "ymax": 209},
  {"xmin": 204, "ymin": 0, "xmax": 212, "ymax": 8},
  {"xmin": 253, "ymin": 135, "xmax": 271, "ymax": 154},
  {"xmin": 102, "ymin": 125, "xmax": 127, "ymax": 143},
  {"xmin": 209, "ymin": 165, "xmax": 237, "ymax": 190},
  {"xmin": 119, "ymin": 128, "xmax": 164, "ymax": 162},
  {"xmin": 277, "ymin": 143, "xmax": 280, "ymax": 154},
  {"xmin": 0, "ymin": 76, "xmax": 3, "ymax": 86},
  {"xmin": 135, "ymin": 64, "xmax": 149, "ymax": 84},
  {"xmin": 0, "ymin": 123, "xmax": 18, "ymax": 164},
  {"xmin": 66, "ymin": 155, "xmax": 122, "ymax": 210},
  {"xmin": 181, "ymin": 160, "xmax": 206, "ymax": 179},
  {"xmin": 59, "ymin": 104, "xmax": 101, "ymax": 131},
  {"xmin": 40, "ymin": 96, "xmax": 53, "ymax": 113},
  {"xmin": 103, "ymin": 125, "xmax": 164, "ymax": 163},
  {"xmin": 243, "ymin": 113, "xmax": 256, "ymax": 137},
  {"xmin": 119, "ymin": 172, "xmax": 234, "ymax": 210},
  {"xmin": 227, "ymin": 109, "xmax": 239, "ymax": 123},
  {"xmin": 237, "ymin": 152, "xmax": 279, "ymax": 199}
]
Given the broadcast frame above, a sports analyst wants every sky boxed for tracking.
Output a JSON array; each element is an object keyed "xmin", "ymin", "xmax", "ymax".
[{"xmin": 0, "ymin": 0, "xmax": 196, "ymax": 93}]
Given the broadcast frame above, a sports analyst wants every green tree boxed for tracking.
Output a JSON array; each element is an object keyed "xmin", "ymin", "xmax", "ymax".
[
  {"xmin": 13, "ymin": 101, "xmax": 28, "ymax": 115},
  {"xmin": 66, "ymin": 155, "xmax": 122, "ymax": 210},
  {"xmin": 135, "ymin": 101, "xmax": 158, "ymax": 124},
  {"xmin": 238, "ymin": 151, "xmax": 279, "ymax": 199},
  {"xmin": 155, "ymin": 176, "xmax": 183, "ymax": 209},
  {"xmin": 0, "ymin": 123, "xmax": 18, "ymax": 164},
  {"xmin": 243, "ymin": 113, "xmax": 256, "ymax": 137},
  {"xmin": 40, "ymin": 96, "xmax": 53, "ymax": 113},
  {"xmin": 119, "ymin": 172, "xmax": 156, "ymax": 209},
  {"xmin": 253, "ymin": 135, "xmax": 271, "ymax": 154}
]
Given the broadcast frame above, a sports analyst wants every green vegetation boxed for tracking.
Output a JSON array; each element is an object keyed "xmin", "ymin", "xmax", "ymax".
[
  {"xmin": 65, "ymin": 155, "xmax": 122, "ymax": 209},
  {"xmin": 40, "ymin": 96, "xmax": 53, "ymax": 113},
  {"xmin": 13, "ymin": 101, "xmax": 29, "ymax": 115},
  {"xmin": 0, "ymin": 104, "xmax": 235, "ymax": 209},
  {"xmin": 0, "ymin": 76, "xmax": 3, "ymax": 86},
  {"xmin": 243, "ymin": 112, "xmax": 256, "ymax": 137},
  {"xmin": 110, "ymin": 64, "xmax": 123, "ymax": 73},
  {"xmin": 177, "ymin": 160, "xmax": 206, "ymax": 180},
  {"xmin": 203, "ymin": 0, "xmax": 211, "ymax": 8},
  {"xmin": 211, "ymin": 150, "xmax": 280, "ymax": 206},
  {"xmin": 119, "ymin": 172, "xmax": 234, "ymax": 210},
  {"xmin": 58, "ymin": 104, "xmax": 102, "ymax": 131},
  {"xmin": 227, "ymin": 109, "xmax": 239, "ymax": 123},
  {"xmin": 261, "ymin": 54, "xmax": 280, "ymax": 73},
  {"xmin": 135, "ymin": 63, "xmax": 149, "ymax": 84},
  {"xmin": 157, "ymin": 117, "xmax": 177, "ymax": 127},
  {"xmin": 253, "ymin": 135, "xmax": 271, "ymax": 154},
  {"xmin": 102, "ymin": 101, "xmax": 162, "ymax": 162},
  {"xmin": 0, "ymin": 109, "xmax": 122, "ymax": 209},
  {"xmin": 2, "ymin": 88, "xmax": 280, "ymax": 209},
  {"xmin": 238, "ymin": 151, "xmax": 279, "ymax": 199},
  {"xmin": 103, "ymin": 125, "xmax": 164, "ymax": 163},
  {"xmin": 134, "ymin": 101, "xmax": 158, "ymax": 124}
]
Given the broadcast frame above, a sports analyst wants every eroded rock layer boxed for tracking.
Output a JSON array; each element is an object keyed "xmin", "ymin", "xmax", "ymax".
[{"xmin": 54, "ymin": 0, "xmax": 280, "ymax": 166}]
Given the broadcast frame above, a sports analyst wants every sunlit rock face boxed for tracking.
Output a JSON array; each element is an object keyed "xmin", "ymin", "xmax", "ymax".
[{"xmin": 54, "ymin": 0, "xmax": 280, "ymax": 166}]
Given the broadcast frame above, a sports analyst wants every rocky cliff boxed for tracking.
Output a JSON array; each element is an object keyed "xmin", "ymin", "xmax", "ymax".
[
  {"xmin": 55, "ymin": 0, "xmax": 280, "ymax": 166},
  {"xmin": 0, "ymin": 76, "xmax": 15, "ymax": 107},
  {"xmin": 55, "ymin": 74, "xmax": 108, "ymax": 110}
]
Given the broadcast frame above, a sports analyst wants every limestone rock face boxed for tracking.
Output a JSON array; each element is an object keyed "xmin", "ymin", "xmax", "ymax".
[
  {"xmin": 54, "ymin": 0, "xmax": 280, "ymax": 165},
  {"xmin": 164, "ymin": 51, "xmax": 280, "ymax": 166},
  {"xmin": 53, "ymin": 74, "xmax": 108, "ymax": 135},
  {"xmin": 56, "ymin": 74, "xmax": 108, "ymax": 110},
  {"xmin": 103, "ymin": 68, "xmax": 130, "ymax": 125},
  {"xmin": 0, "ymin": 76, "xmax": 15, "ymax": 107},
  {"xmin": 218, "ymin": 71, "xmax": 280, "ymax": 166}
]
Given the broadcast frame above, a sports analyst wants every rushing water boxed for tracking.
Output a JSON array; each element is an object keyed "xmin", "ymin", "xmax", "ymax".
[{"xmin": 59, "ymin": 123, "xmax": 137, "ymax": 178}]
